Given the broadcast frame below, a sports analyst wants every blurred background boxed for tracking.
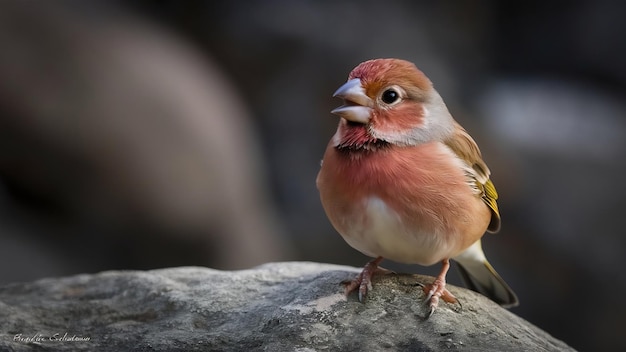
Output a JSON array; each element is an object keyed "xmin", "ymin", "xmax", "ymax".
[{"xmin": 1, "ymin": 0, "xmax": 625, "ymax": 350}]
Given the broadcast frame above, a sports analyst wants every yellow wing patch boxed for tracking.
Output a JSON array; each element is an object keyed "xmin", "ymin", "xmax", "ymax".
[{"xmin": 478, "ymin": 178, "xmax": 501, "ymax": 233}]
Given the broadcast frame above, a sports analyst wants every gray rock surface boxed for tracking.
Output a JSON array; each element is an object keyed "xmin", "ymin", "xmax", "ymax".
[{"xmin": 0, "ymin": 262, "xmax": 574, "ymax": 351}]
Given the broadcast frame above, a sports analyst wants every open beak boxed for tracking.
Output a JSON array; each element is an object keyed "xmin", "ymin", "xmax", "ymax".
[{"xmin": 331, "ymin": 78, "xmax": 373, "ymax": 124}]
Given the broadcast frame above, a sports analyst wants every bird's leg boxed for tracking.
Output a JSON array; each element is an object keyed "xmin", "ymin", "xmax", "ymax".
[
  {"xmin": 344, "ymin": 256, "xmax": 386, "ymax": 302},
  {"xmin": 422, "ymin": 258, "xmax": 457, "ymax": 317}
]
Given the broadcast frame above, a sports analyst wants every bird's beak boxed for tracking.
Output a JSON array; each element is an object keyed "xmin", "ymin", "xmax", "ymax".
[{"xmin": 331, "ymin": 78, "xmax": 373, "ymax": 124}]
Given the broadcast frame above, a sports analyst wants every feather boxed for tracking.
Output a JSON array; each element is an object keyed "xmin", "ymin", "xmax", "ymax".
[{"xmin": 443, "ymin": 122, "xmax": 501, "ymax": 233}]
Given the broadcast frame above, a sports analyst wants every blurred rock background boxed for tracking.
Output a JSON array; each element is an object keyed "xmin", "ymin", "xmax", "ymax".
[{"xmin": 0, "ymin": 1, "xmax": 624, "ymax": 350}]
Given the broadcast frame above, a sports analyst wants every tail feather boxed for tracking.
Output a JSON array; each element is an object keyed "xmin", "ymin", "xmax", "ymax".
[
  {"xmin": 454, "ymin": 240, "xmax": 519, "ymax": 308},
  {"xmin": 455, "ymin": 259, "xmax": 519, "ymax": 308}
]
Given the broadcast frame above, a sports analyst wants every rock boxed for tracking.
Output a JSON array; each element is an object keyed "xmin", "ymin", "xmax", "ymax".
[{"xmin": 0, "ymin": 262, "xmax": 574, "ymax": 352}]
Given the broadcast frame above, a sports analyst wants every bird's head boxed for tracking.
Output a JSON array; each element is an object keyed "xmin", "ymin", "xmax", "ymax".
[{"xmin": 331, "ymin": 59, "xmax": 455, "ymax": 150}]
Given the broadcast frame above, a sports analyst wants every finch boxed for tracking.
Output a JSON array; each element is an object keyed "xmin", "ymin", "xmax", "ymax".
[{"xmin": 317, "ymin": 58, "xmax": 518, "ymax": 316}]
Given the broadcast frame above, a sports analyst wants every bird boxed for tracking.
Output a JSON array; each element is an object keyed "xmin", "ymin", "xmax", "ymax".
[{"xmin": 316, "ymin": 58, "xmax": 518, "ymax": 316}]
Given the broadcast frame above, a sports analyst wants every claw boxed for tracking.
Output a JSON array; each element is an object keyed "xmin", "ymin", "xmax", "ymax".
[
  {"xmin": 427, "ymin": 306, "xmax": 436, "ymax": 319},
  {"xmin": 421, "ymin": 259, "xmax": 457, "ymax": 318},
  {"xmin": 344, "ymin": 257, "xmax": 384, "ymax": 302}
]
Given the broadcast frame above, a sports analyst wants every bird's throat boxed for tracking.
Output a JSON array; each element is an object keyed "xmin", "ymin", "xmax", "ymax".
[{"xmin": 336, "ymin": 123, "xmax": 388, "ymax": 151}]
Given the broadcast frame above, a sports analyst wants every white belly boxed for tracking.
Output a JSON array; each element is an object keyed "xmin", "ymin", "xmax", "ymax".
[{"xmin": 340, "ymin": 197, "xmax": 454, "ymax": 266}]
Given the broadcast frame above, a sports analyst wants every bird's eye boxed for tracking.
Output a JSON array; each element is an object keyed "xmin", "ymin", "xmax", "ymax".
[{"xmin": 381, "ymin": 88, "xmax": 400, "ymax": 105}]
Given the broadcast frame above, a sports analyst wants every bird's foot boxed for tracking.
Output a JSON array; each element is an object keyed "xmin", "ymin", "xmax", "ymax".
[
  {"xmin": 421, "ymin": 278, "xmax": 457, "ymax": 317},
  {"xmin": 343, "ymin": 257, "xmax": 389, "ymax": 302}
]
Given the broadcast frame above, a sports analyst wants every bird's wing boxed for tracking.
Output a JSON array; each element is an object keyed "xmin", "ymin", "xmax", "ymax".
[{"xmin": 443, "ymin": 121, "xmax": 501, "ymax": 233}]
